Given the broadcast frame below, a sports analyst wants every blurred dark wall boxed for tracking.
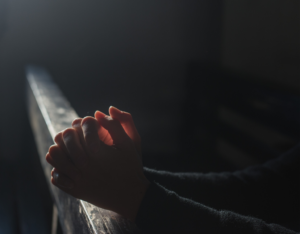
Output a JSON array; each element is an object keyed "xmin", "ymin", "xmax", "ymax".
[
  {"xmin": 221, "ymin": 1, "xmax": 300, "ymax": 91},
  {"xmin": 0, "ymin": 1, "xmax": 298, "ymax": 167},
  {"xmin": 0, "ymin": 1, "xmax": 222, "ymax": 161}
]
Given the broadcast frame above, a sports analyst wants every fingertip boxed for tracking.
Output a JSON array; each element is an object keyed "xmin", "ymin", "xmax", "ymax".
[
  {"xmin": 95, "ymin": 111, "xmax": 106, "ymax": 120},
  {"xmin": 109, "ymin": 106, "xmax": 122, "ymax": 117},
  {"xmin": 82, "ymin": 116, "xmax": 97, "ymax": 126},
  {"xmin": 62, "ymin": 128, "xmax": 76, "ymax": 139},
  {"xmin": 109, "ymin": 106, "xmax": 121, "ymax": 112},
  {"xmin": 45, "ymin": 153, "xmax": 54, "ymax": 165},
  {"xmin": 54, "ymin": 132, "xmax": 63, "ymax": 144},
  {"xmin": 121, "ymin": 111, "xmax": 132, "ymax": 120},
  {"xmin": 72, "ymin": 118, "xmax": 83, "ymax": 128},
  {"xmin": 49, "ymin": 144, "xmax": 60, "ymax": 155}
]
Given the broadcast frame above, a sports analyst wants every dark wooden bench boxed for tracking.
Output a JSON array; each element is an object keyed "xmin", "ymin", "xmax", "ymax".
[{"xmin": 26, "ymin": 65, "xmax": 142, "ymax": 234}]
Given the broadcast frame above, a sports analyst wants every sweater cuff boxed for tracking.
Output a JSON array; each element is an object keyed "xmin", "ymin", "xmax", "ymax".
[{"xmin": 135, "ymin": 181, "xmax": 220, "ymax": 234}]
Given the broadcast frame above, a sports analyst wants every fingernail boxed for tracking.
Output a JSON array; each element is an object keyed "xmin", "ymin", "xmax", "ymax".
[
  {"xmin": 109, "ymin": 106, "xmax": 122, "ymax": 113},
  {"xmin": 82, "ymin": 121, "xmax": 90, "ymax": 132},
  {"xmin": 53, "ymin": 171, "xmax": 74, "ymax": 189},
  {"xmin": 72, "ymin": 118, "xmax": 82, "ymax": 128},
  {"xmin": 62, "ymin": 131, "xmax": 72, "ymax": 141},
  {"xmin": 95, "ymin": 110, "xmax": 106, "ymax": 118}
]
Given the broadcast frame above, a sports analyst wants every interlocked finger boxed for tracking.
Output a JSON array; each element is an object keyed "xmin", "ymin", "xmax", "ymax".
[
  {"xmin": 54, "ymin": 132, "xmax": 69, "ymax": 155},
  {"xmin": 72, "ymin": 118, "xmax": 89, "ymax": 153},
  {"xmin": 62, "ymin": 128, "xmax": 89, "ymax": 170},
  {"xmin": 81, "ymin": 117, "xmax": 110, "ymax": 155},
  {"xmin": 51, "ymin": 168, "xmax": 74, "ymax": 189},
  {"xmin": 47, "ymin": 145, "xmax": 81, "ymax": 181},
  {"xmin": 97, "ymin": 115, "xmax": 131, "ymax": 151}
]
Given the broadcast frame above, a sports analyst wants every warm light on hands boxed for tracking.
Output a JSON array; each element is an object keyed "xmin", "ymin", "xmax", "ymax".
[{"xmin": 45, "ymin": 106, "xmax": 149, "ymax": 221}]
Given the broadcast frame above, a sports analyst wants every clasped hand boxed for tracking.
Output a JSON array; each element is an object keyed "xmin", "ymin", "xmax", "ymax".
[{"xmin": 46, "ymin": 106, "xmax": 150, "ymax": 221}]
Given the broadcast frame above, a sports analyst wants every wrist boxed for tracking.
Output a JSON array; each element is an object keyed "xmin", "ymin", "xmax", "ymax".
[{"xmin": 119, "ymin": 178, "xmax": 150, "ymax": 222}]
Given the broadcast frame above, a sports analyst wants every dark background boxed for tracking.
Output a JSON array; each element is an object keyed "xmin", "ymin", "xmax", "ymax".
[
  {"xmin": 0, "ymin": 1, "xmax": 299, "ymax": 232},
  {"xmin": 0, "ymin": 0, "xmax": 299, "ymax": 166}
]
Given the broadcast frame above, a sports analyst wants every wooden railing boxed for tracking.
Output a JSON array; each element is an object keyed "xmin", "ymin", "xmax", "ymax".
[{"xmin": 26, "ymin": 65, "xmax": 141, "ymax": 234}]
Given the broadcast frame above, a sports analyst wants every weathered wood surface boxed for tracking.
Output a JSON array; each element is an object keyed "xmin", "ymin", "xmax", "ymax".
[{"xmin": 26, "ymin": 65, "xmax": 142, "ymax": 234}]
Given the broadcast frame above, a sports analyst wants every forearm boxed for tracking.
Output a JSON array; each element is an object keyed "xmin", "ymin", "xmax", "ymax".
[
  {"xmin": 143, "ymin": 167, "xmax": 270, "ymax": 215},
  {"xmin": 143, "ymin": 143, "xmax": 300, "ymax": 222},
  {"xmin": 136, "ymin": 182, "xmax": 298, "ymax": 234}
]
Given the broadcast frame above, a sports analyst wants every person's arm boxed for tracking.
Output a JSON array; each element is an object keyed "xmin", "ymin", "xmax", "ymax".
[
  {"xmin": 142, "ymin": 143, "xmax": 300, "ymax": 226},
  {"xmin": 136, "ymin": 181, "xmax": 299, "ymax": 234}
]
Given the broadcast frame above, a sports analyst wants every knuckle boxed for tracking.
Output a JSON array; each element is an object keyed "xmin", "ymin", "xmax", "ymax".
[
  {"xmin": 49, "ymin": 145, "xmax": 60, "ymax": 155},
  {"xmin": 82, "ymin": 117, "xmax": 96, "ymax": 125},
  {"xmin": 54, "ymin": 132, "xmax": 63, "ymax": 143},
  {"xmin": 45, "ymin": 153, "xmax": 52, "ymax": 162},
  {"xmin": 72, "ymin": 118, "xmax": 82, "ymax": 127},
  {"xmin": 62, "ymin": 129, "xmax": 77, "ymax": 143},
  {"xmin": 63, "ymin": 128, "xmax": 76, "ymax": 137},
  {"xmin": 82, "ymin": 118, "xmax": 98, "ymax": 131}
]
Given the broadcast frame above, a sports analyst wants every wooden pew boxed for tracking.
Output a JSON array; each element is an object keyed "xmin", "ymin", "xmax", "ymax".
[{"xmin": 26, "ymin": 65, "xmax": 142, "ymax": 234}]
